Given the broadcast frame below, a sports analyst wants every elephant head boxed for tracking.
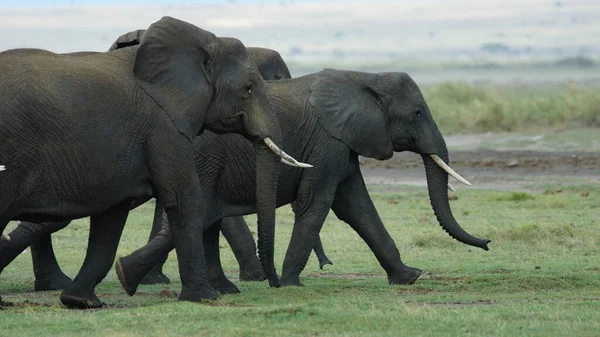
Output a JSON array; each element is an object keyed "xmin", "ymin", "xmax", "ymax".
[
  {"xmin": 247, "ymin": 47, "xmax": 292, "ymax": 80},
  {"xmin": 111, "ymin": 17, "xmax": 311, "ymax": 286},
  {"xmin": 309, "ymin": 69, "xmax": 490, "ymax": 250}
]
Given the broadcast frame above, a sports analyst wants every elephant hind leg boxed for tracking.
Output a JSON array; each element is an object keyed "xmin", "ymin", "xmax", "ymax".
[
  {"xmin": 220, "ymin": 216, "xmax": 265, "ymax": 282},
  {"xmin": 312, "ymin": 236, "xmax": 333, "ymax": 270},
  {"xmin": 32, "ymin": 232, "xmax": 73, "ymax": 291},
  {"xmin": 205, "ymin": 220, "xmax": 240, "ymax": 294},
  {"xmin": 60, "ymin": 203, "xmax": 130, "ymax": 309},
  {"xmin": 139, "ymin": 203, "xmax": 171, "ymax": 285}
]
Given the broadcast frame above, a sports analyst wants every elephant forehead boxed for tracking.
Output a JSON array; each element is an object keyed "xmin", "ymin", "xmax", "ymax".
[{"xmin": 215, "ymin": 37, "xmax": 247, "ymax": 60}]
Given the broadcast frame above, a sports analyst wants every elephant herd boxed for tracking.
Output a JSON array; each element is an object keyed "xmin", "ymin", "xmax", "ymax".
[{"xmin": 0, "ymin": 16, "xmax": 490, "ymax": 309}]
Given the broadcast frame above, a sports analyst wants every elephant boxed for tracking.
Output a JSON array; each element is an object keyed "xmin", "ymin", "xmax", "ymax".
[
  {"xmin": 0, "ymin": 31, "xmax": 328, "ymax": 292},
  {"xmin": 0, "ymin": 41, "xmax": 329, "ymax": 291},
  {"xmin": 110, "ymin": 68, "xmax": 491, "ymax": 298},
  {"xmin": 0, "ymin": 16, "xmax": 309, "ymax": 308}
]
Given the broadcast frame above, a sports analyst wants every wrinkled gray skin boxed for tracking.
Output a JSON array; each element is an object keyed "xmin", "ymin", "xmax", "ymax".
[
  {"xmin": 0, "ymin": 17, "xmax": 289, "ymax": 308},
  {"xmin": 0, "ymin": 35, "xmax": 328, "ymax": 291},
  {"xmin": 112, "ymin": 69, "xmax": 491, "ymax": 297}
]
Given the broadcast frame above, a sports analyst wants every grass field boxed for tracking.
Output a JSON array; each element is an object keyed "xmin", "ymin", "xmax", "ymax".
[
  {"xmin": 1, "ymin": 181, "xmax": 599, "ymax": 336},
  {"xmin": 423, "ymin": 81, "xmax": 600, "ymax": 134}
]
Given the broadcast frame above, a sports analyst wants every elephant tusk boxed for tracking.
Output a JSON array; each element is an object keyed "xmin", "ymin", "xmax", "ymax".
[
  {"xmin": 430, "ymin": 154, "xmax": 472, "ymax": 186},
  {"xmin": 263, "ymin": 137, "xmax": 313, "ymax": 168},
  {"xmin": 2, "ymin": 233, "xmax": 10, "ymax": 241},
  {"xmin": 447, "ymin": 183, "xmax": 456, "ymax": 192},
  {"xmin": 0, "ymin": 165, "xmax": 5, "ymax": 171}
]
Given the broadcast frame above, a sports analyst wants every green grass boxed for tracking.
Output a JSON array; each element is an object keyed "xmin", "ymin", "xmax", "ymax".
[
  {"xmin": 423, "ymin": 81, "xmax": 600, "ymax": 133},
  {"xmin": 1, "ymin": 182, "xmax": 599, "ymax": 337}
]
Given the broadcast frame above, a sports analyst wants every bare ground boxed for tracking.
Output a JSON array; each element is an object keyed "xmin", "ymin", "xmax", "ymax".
[{"xmin": 360, "ymin": 149, "xmax": 600, "ymax": 192}]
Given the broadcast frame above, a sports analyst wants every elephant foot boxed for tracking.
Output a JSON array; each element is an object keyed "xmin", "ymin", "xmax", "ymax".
[
  {"xmin": 178, "ymin": 286, "xmax": 221, "ymax": 303},
  {"xmin": 388, "ymin": 266, "xmax": 422, "ymax": 285},
  {"xmin": 210, "ymin": 277, "xmax": 241, "ymax": 295},
  {"xmin": 34, "ymin": 272, "xmax": 73, "ymax": 292},
  {"xmin": 318, "ymin": 257, "xmax": 333, "ymax": 270},
  {"xmin": 279, "ymin": 275, "xmax": 304, "ymax": 287},
  {"xmin": 239, "ymin": 261, "xmax": 266, "ymax": 282},
  {"xmin": 140, "ymin": 268, "xmax": 171, "ymax": 285},
  {"xmin": 115, "ymin": 257, "xmax": 144, "ymax": 296},
  {"xmin": 60, "ymin": 285, "xmax": 104, "ymax": 309}
]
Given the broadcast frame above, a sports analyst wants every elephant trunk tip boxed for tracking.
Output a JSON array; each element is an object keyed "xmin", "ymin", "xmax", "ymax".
[{"xmin": 443, "ymin": 228, "xmax": 491, "ymax": 251}]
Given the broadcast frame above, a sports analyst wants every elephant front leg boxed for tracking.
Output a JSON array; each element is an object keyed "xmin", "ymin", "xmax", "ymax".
[
  {"xmin": 164, "ymin": 192, "xmax": 220, "ymax": 302},
  {"xmin": 331, "ymin": 170, "xmax": 422, "ymax": 285},
  {"xmin": 280, "ymin": 179, "xmax": 337, "ymax": 287},
  {"xmin": 60, "ymin": 203, "xmax": 130, "ymax": 309}
]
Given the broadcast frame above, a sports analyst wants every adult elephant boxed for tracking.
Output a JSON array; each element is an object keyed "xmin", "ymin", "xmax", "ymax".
[
  {"xmin": 0, "ymin": 33, "xmax": 328, "ymax": 291},
  {"xmin": 113, "ymin": 69, "xmax": 491, "ymax": 297},
  {"xmin": 0, "ymin": 16, "xmax": 308, "ymax": 308}
]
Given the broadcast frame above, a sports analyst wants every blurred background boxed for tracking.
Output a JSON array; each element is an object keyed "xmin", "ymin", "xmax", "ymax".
[{"xmin": 1, "ymin": 0, "xmax": 599, "ymax": 134}]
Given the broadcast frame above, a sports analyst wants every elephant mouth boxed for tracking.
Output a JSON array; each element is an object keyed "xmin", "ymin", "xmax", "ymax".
[
  {"xmin": 263, "ymin": 137, "xmax": 313, "ymax": 168},
  {"xmin": 429, "ymin": 154, "xmax": 472, "ymax": 187}
]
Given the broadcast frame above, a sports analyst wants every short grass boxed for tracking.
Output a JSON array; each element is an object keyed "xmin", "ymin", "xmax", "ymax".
[
  {"xmin": 1, "ymin": 181, "xmax": 599, "ymax": 337},
  {"xmin": 423, "ymin": 81, "xmax": 600, "ymax": 133}
]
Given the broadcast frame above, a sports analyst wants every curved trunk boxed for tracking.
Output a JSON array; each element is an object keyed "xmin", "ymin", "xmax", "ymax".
[
  {"xmin": 255, "ymin": 142, "xmax": 281, "ymax": 287},
  {"xmin": 421, "ymin": 152, "xmax": 490, "ymax": 250}
]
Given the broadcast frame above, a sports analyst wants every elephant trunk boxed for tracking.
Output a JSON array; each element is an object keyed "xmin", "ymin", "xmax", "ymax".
[
  {"xmin": 421, "ymin": 151, "xmax": 490, "ymax": 250},
  {"xmin": 255, "ymin": 142, "xmax": 280, "ymax": 287}
]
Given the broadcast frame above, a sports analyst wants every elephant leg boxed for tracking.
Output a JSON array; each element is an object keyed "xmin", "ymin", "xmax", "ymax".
[
  {"xmin": 220, "ymin": 216, "xmax": 265, "ymax": 282},
  {"xmin": 205, "ymin": 220, "xmax": 240, "ymax": 294},
  {"xmin": 280, "ymin": 179, "xmax": 337, "ymax": 287},
  {"xmin": 32, "ymin": 232, "xmax": 73, "ymax": 291},
  {"xmin": 139, "ymin": 203, "xmax": 171, "ymax": 285},
  {"xmin": 60, "ymin": 203, "xmax": 130, "ymax": 309},
  {"xmin": 312, "ymin": 235, "xmax": 333, "ymax": 270},
  {"xmin": 0, "ymin": 220, "xmax": 71, "ymax": 292},
  {"xmin": 115, "ymin": 206, "xmax": 174, "ymax": 297},
  {"xmin": 331, "ymin": 170, "xmax": 422, "ymax": 285}
]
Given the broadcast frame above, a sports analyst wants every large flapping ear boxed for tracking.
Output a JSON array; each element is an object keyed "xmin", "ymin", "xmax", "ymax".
[
  {"xmin": 108, "ymin": 29, "xmax": 146, "ymax": 51},
  {"xmin": 133, "ymin": 16, "xmax": 216, "ymax": 140},
  {"xmin": 309, "ymin": 69, "xmax": 393, "ymax": 160}
]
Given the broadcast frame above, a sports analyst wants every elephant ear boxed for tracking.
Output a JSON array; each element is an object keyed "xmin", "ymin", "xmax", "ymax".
[
  {"xmin": 108, "ymin": 29, "xmax": 146, "ymax": 51},
  {"xmin": 133, "ymin": 16, "xmax": 215, "ymax": 140},
  {"xmin": 309, "ymin": 69, "xmax": 393, "ymax": 160}
]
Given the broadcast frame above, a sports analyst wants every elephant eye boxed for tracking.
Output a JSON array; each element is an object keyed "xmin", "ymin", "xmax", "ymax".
[
  {"xmin": 415, "ymin": 110, "xmax": 422, "ymax": 117},
  {"xmin": 245, "ymin": 84, "xmax": 252, "ymax": 96}
]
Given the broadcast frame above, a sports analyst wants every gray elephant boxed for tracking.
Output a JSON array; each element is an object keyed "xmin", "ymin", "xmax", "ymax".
[
  {"xmin": 0, "ymin": 34, "xmax": 329, "ymax": 291},
  {"xmin": 0, "ymin": 16, "xmax": 308, "ymax": 308},
  {"xmin": 111, "ymin": 69, "xmax": 490, "ymax": 297}
]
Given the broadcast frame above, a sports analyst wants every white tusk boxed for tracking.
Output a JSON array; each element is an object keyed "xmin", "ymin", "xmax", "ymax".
[
  {"xmin": 447, "ymin": 183, "xmax": 456, "ymax": 192},
  {"xmin": 2, "ymin": 233, "xmax": 10, "ymax": 241},
  {"xmin": 0, "ymin": 165, "xmax": 5, "ymax": 171},
  {"xmin": 263, "ymin": 137, "xmax": 313, "ymax": 168},
  {"xmin": 430, "ymin": 154, "xmax": 472, "ymax": 186}
]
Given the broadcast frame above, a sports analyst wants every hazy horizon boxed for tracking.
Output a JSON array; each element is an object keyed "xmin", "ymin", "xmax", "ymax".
[{"xmin": 1, "ymin": 0, "xmax": 599, "ymax": 83}]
